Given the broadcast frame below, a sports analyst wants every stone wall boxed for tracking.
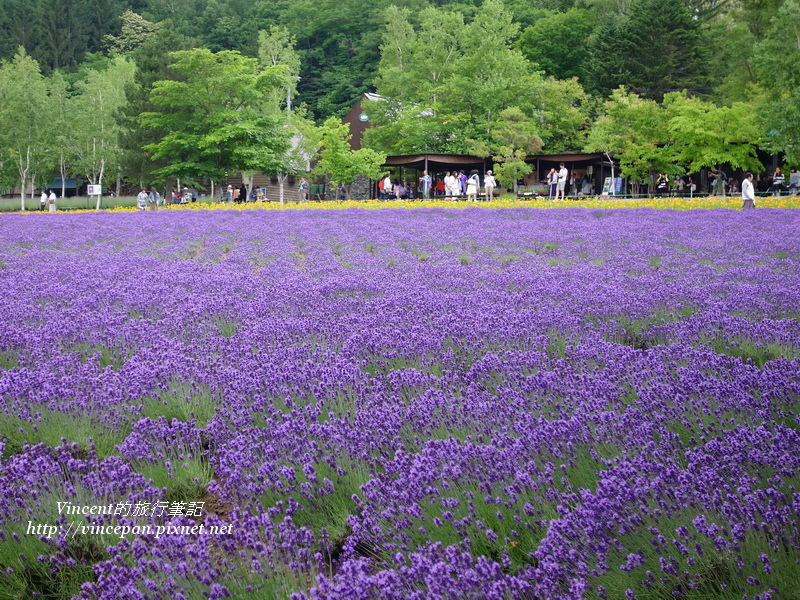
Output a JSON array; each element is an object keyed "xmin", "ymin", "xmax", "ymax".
[{"xmin": 324, "ymin": 174, "xmax": 373, "ymax": 201}]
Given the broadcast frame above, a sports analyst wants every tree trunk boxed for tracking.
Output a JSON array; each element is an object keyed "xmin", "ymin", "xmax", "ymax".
[
  {"xmin": 18, "ymin": 145, "xmax": 31, "ymax": 211},
  {"xmin": 95, "ymin": 158, "xmax": 106, "ymax": 210},
  {"xmin": 605, "ymin": 152, "xmax": 615, "ymax": 196},
  {"xmin": 60, "ymin": 155, "xmax": 67, "ymax": 200},
  {"xmin": 278, "ymin": 173, "xmax": 287, "ymax": 205}
]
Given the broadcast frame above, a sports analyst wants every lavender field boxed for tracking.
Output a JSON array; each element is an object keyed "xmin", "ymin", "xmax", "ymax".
[{"xmin": 1, "ymin": 208, "xmax": 799, "ymax": 600}]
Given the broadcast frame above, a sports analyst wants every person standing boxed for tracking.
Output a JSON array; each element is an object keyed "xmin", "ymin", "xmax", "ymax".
[
  {"xmin": 556, "ymin": 162, "xmax": 568, "ymax": 200},
  {"xmin": 466, "ymin": 170, "xmax": 479, "ymax": 202},
  {"xmin": 788, "ymin": 168, "xmax": 800, "ymax": 195},
  {"xmin": 382, "ymin": 174, "xmax": 393, "ymax": 200},
  {"xmin": 656, "ymin": 173, "xmax": 669, "ymax": 197},
  {"xmin": 484, "ymin": 170, "xmax": 496, "ymax": 201},
  {"xmin": 771, "ymin": 167, "xmax": 786, "ymax": 196},
  {"xmin": 742, "ymin": 172, "xmax": 756, "ymax": 209},
  {"xmin": 40, "ymin": 189, "xmax": 48, "ymax": 211},
  {"xmin": 547, "ymin": 168, "xmax": 557, "ymax": 199},
  {"xmin": 419, "ymin": 170, "xmax": 432, "ymax": 200},
  {"xmin": 137, "ymin": 188, "xmax": 148, "ymax": 211},
  {"xmin": 148, "ymin": 187, "xmax": 160, "ymax": 211},
  {"xmin": 298, "ymin": 177, "xmax": 309, "ymax": 203},
  {"xmin": 443, "ymin": 171, "xmax": 456, "ymax": 200},
  {"xmin": 48, "ymin": 190, "xmax": 57, "ymax": 212}
]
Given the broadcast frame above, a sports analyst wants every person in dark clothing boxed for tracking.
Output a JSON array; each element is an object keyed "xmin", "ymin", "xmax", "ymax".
[{"xmin": 238, "ymin": 184, "xmax": 247, "ymax": 204}]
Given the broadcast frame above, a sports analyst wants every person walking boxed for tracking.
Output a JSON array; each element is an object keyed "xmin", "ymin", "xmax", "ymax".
[
  {"xmin": 742, "ymin": 172, "xmax": 756, "ymax": 209},
  {"xmin": 40, "ymin": 189, "xmax": 48, "ymax": 211},
  {"xmin": 148, "ymin": 187, "xmax": 160, "ymax": 211},
  {"xmin": 48, "ymin": 190, "xmax": 57, "ymax": 212},
  {"xmin": 137, "ymin": 188, "xmax": 148, "ymax": 211},
  {"xmin": 556, "ymin": 163, "xmax": 568, "ymax": 200},
  {"xmin": 298, "ymin": 177, "xmax": 309, "ymax": 203},
  {"xmin": 484, "ymin": 170, "xmax": 496, "ymax": 201}
]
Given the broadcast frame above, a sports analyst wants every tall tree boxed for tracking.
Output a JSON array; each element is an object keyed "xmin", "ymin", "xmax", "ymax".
[
  {"xmin": 257, "ymin": 26, "xmax": 311, "ymax": 204},
  {"xmin": 141, "ymin": 48, "xmax": 291, "ymax": 197},
  {"xmin": 584, "ymin": 0, "xmax": 709, "ymax": 100},
  {"xmin": 314, "ymin": 118, "xmax": 386, "ymax": 198},
  {"xmin": 0, "ymin": 49, "xmax": 51, "ymax": 210},
  {"xmin": 584, "ymin": 87, "xmax": 670, "ymax": 194},
  {"xmin": 534, "ymin": 77, "xmax": 593, "ymax": 152},
  {"xmin": 485, "ymin": 107, "xmax": 542, "ymax": 193},
  {"xmin": 71, "ymin": 56, "xmax": 136, "ymax": 207},
  {"xmin": 47, "ymin": 71, "xmax": 77, "ymax": 200},
  {"xmin": 664, "ymin": 92, "xmax": 764, "ymax": 174},
  {"xmin": 369, "ymin": 0, "xmax": 541, "ymax": 154},
  {"xmin": 116, "ymin": 24, "xmax": 190, "ymax": 188},
  {"xmin": 516, "ymin": 8, "xmax": 594, "ymax": 81},
  {"xmin": 32, "ymin": 0, "xmax": 89, "ymax": 71},
  {"xmin": 103, "ymin": 10, "xmax": 160, "ymax": 56},
  {"xmin": 753, "ymin": 0, "xmax": 800, "ymax": 165}
]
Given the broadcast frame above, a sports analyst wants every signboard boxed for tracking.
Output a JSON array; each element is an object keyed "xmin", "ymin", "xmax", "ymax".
[
  {"xmin": 600, "ymin": 177, "xmax": 613, "ymax": 197},
  {"xmin": 87, "ymin": 184, "xmax": 102, "ymax": 196}
]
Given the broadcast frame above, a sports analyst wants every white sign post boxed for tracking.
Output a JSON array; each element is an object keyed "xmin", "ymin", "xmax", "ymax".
[{"xmin": 88, "ymin": 184, "xmax": 103, "ymax": 209}]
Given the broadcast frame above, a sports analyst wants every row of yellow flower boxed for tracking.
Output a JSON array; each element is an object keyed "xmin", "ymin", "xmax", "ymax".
[{"xmin": 26, "ymin": 195, "xmax": 800, "ymax": 214}]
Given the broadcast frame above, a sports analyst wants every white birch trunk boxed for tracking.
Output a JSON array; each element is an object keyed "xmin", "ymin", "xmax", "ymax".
[
  {"xmin": 95, "ymin": 158, "xmax": 106, "ymax": 210},
  {"xmin": 18, "ymin": 146, "xmax": 31, "ymax": 211},
  {"xmin": 278, "ymin": 173, "xmax": 287, "ymax": 205}
]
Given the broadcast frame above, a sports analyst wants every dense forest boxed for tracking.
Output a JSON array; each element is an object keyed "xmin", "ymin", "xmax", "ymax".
[{"xmin": 0, "ymin": 0, "xmax": 798, "ymax": 199}]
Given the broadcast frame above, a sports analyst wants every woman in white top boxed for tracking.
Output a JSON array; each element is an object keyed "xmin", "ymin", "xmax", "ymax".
[
  {"xmin": 466, "ymin": 170, "xmax": 480, "ymax": 202},
  {"xmin": 484, "ymin": 170, "xmax": 496, "ymax": 201},
  {"xmin": 382, "ymin": 175, "xmax": 393, "ymax": 199},
  {"xmin": 444, "ymin": 171, "xmax": 456, "ymax": 200}
]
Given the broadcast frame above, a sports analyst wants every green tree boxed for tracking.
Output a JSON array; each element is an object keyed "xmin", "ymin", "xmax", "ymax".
[
  {"xmin": 256, "ymin": 26, "xmax": 311, "ymax": 204},
  {"xmin": 0, "ymin": 49, "xmax": 51, "ymax": 210},
  {"xmin": 72, "ymin": 55, "xmax": 136, "ymax": 207},
  {"xmin": 103, "ymin": 10, "xmax": 160, "ymax": 55},
  {"xmin": 584, "ymin": 0, "xmax": 709, "ymax": 100},
  {"xmin": 258, "ymin": 26, "xmax": 302, "ymax": 113},
  {"xmin": 314, "ymin": 117, "xmax": 386, "ymax": 198},
  {"xmin": 535, "ymin": 76, "xmax": 593, "ymax": 152},
  {"xmin": 370, "ymin": 0, "xmax": 541, "ymax": 154},
  {"xmin": 485, "ymin": 107, "xmax": 542, "ymax": 192},
  {"xmin": 584, "ymin": 87, "xmax": 670, "ymax": 195},
  {"xmin": 753, "ymin": 0, "xmax": 800, "ymax": 165},
  {"xmin": 32, "ymin": 0, "xmax": 89, "ymax": 71},
  {"xmin": 451, "ymin": 0, "xmax": 538, "ymax": 137},
  {"xmin": 516, "ymin": 8, "xmax": 594, "ymax": 80},
  {"xmin": 47, "ymin": 71, "xmax": 77, "ymax": 200},
  {"xmin": 141, "ymin": 48, "xmax": 291, "ymax": 198},
  {"xmin": 664, "ymin": 92, "xmax": 763, "ymax": 175},
  {"xmin": 117, "ymin": 24, "xmax": 192, "ymax": 189}
]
